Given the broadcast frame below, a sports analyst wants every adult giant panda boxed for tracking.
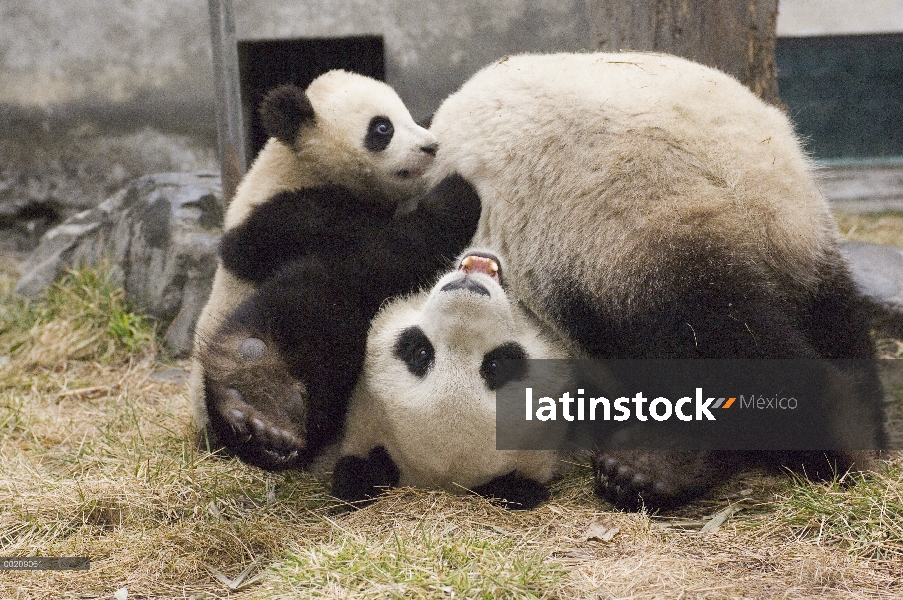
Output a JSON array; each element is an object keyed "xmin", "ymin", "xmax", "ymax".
[
  {"xmin": 425, "ymin": 52, "xmax": 886, "ymax": 510},
  {"xmin": 190, "ymin": 70, "xmax": 481, "ymax": 469},
  {"xmin": 333, "ymin": 250, "xmax": 570, "ymax": 509}
]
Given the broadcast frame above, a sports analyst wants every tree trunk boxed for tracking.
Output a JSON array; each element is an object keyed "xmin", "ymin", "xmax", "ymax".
[{"xmin": 587, "ymin": 0, "xmax": 780, "ymax": 105}]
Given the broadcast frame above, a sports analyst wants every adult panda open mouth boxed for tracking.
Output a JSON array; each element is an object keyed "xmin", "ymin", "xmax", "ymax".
[
  {"xmin": 459, "ymin": 252, "xmax": 502, "ymax": 282},
  {"xmin": 440, "ymin": 251, "xmax": 503, "ymax": 297}
]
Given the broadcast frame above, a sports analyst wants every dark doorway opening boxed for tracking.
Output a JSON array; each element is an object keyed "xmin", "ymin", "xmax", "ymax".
[{"xmin": 238, "ymin": 35, "xmax": 385, "ymax": 164}]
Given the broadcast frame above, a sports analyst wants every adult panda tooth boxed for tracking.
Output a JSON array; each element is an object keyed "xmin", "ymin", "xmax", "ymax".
[
  {"xmin": 461, "ymin": 255, "xmax": 475, "ymax": 270},
  {"xmin": 488, "ymin": 260, "xmax": 499, "ymax": 273}
]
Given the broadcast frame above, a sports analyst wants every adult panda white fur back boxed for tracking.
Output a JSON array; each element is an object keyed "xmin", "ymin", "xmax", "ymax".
[
  {"xmin": 425, "ymin": 52, "xmax": 886, "ymax": 510},
  {"xmin": 190, "ymin": 70, "xmax": 482, "ymax": 469},
  {"xmin": 428, "ymin": 52, "xmax": 833, "ymax": 326},
  {"xmin": 333, "ymin": 250, "xmax": 569, "ymax": 509}
]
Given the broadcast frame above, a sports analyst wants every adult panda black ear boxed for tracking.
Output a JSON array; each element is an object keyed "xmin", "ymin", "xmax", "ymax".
[{"xmin": 259, "ymin": 84, "xmax": 316, "ymax": 147}]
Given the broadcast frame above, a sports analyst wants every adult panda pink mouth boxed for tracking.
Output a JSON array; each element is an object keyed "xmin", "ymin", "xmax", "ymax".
[{"xmin": 459, "ymin": 252, "xmax": 502, "ymax": 284}]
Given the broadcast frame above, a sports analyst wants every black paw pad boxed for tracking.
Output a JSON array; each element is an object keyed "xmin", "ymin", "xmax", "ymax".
[
  {"xmin": 204, "ymin": 375, "xmax": 309, "ymax": 470},
  {"xmin": 592, "ymin": 452, "xmax": 679, "ymax": 511}
]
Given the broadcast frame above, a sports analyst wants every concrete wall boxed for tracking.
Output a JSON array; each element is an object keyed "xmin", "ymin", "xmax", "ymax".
[
  {"xmin": 0, "ymin": 0, "xmax": 590, "ymax": 250},
  {"xmin": 777, "ymin": 0, "xmax": 903, "ymax": 36},
  {"xmin": 0, "ymin": 0, "xmax": 591, "ymax": 122}
]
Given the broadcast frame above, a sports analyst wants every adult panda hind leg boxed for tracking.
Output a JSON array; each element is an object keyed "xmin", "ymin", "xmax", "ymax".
[
  {"xmin": 773, "ymin": 249, "xmax": 888, "ymax": 482},
  {"xmin": 552, "ymin": 239, "xmax": 833, "ymax": 510}
]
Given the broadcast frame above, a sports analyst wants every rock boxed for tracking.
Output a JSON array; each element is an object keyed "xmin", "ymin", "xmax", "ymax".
[
  {"xmin": 15, "ymin": 172, "xmax": 223, "ymax": 355},
  {"xmin": 0, "ymin": 117, "xmax": 219, "ymax": 254},
  {"xmin": 840, "ymin": 240, "xmax": 903, "ymax": 335}
]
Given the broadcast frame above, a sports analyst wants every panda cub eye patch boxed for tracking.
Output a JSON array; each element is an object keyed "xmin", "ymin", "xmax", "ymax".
[
  {"xmin": 394, "ymin": 326, "xmax": 434, "ymax": 377},
  {"xmin": 365, "ymin": 116, "xmax": 394, "ymax": 152},
  {"xmin": 480, "ymin": 343, "xmax": 529, "ymax": 391}
]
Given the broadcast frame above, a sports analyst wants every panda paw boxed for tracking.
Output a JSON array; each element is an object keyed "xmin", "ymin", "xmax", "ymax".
[
  {"xmin": 592, "ymin": 450, "xmax": 739, "ymax": 511},
  {"xmin": 471, "ymin": 471, "xmax": 550, "ymax": 510},
  {"xmin": 332, "ymin": 446, "xmax": 400, "ymax": 507},
  {"xmin": 201, "ymin": 329, "xmax": 313, "ymax": 470},
  {"xmin": 215, "ymin": 383, "xmax": 308, "ymax": 465}
]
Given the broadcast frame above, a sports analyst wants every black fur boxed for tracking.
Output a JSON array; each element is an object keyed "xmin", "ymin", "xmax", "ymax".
[
  {"xmin": 201, "ymin": 174, "xmax": 482, "ymax": 469},
  {"xmin": 258, "ymin": 85, "xmax": 316, "ymax": 147},
  {"xmin": 393, "ymin": 326, "xmax": 435, "ymax": 378},
  {"xmin": 364, "ymin": 116, "xmax": 394, "ymax": 152},
  {"xmin": 219, "ymin": 186, "xmax": 396, "ymax": 285},
  {"xmin": 543, "ymin": 235, "xmax": 886, "ymax": 511},
  {"xmin": 470, "ymin": 471, "xmax": 551, "ymax": 510},
  {"xmin": 331, "ymin": 452, "xmax": 550, "ymax": 510},
  {"xmin": 480, "ymin": 342, "xmax": 529, "ymax": 391},
  {"xmin": 332, "ymin": 446, "xmax": 400, "ymax": 505}
]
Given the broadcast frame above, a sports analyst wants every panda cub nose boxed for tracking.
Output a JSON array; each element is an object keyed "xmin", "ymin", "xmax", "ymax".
[
  {"xmin": 420, "ymin": 142, "xmax": 438, "ymax": 156},
  {"xmin": 440, "ymin": 276, "xmax": 490, "ymax": 297}
]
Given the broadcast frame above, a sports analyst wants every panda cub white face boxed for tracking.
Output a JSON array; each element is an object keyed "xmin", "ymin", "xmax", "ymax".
[
  {"xmin": 337, "ymin": 250, "xmax": 569, "ymax": 506},
  {"xmin": 302, "ymin": 70, "xmax": 438, "ymax": 201}
]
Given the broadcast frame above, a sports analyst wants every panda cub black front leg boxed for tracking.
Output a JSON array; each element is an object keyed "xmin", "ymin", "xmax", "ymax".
[{"xmin": 332, "ymin": 446, "xmax": 400, "ymax": 505}]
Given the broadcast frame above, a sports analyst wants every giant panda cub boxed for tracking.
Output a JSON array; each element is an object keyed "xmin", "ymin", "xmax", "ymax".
[
  {"xmin": 426, "ymin": 52, "xmax": 886, "ymax": 510},
  {"xmin": 190, "ymin": 70, "xmax": 481, "ymax": 470},
  {"xmin": 332, "ymin": 250, "xmax": 570, "ymax": 510}
]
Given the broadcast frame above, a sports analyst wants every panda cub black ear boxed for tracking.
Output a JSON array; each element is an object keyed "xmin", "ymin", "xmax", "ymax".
[{"xmin": 259, "ymin": 84, "xmax": 316, "ymax": 147}]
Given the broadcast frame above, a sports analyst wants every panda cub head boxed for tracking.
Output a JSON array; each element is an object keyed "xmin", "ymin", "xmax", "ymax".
[
  {"xmin": 259, "ymin": 70, "xmax": 438, "ymax": 203},
  {"xmin": 334, "ymin": 250, "xmax": 570, "ymax": 509}
]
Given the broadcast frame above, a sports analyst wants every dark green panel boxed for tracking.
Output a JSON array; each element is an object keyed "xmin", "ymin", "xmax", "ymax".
[{"xmin": 777, "ymin": 33, "xmax": 903, "ymax": 159}]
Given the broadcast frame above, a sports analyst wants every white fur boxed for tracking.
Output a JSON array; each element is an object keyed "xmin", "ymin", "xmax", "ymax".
[
  {"xmin": 190, "ymin": 70, "xmax": 436, "ymax": 430},
  {"xmin": 340, "ymin": 257, "xmax": 570, "ymax": 491},
  {"xmin": 426, "ymin": 52, "xmax": 838, "ymax": 340}
]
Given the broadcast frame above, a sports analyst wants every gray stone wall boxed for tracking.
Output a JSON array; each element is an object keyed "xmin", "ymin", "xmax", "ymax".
[{"xmin": 0, "ymin": 0, "xmax": 591, "ymax": 250}]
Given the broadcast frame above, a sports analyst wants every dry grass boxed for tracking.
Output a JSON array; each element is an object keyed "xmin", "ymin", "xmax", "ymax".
[
  {"xmin": 2, "ymin": 255, "xmax": 903, "ymax": 599},
  {"xmin": 835, "ymin": 211, "xmax": 903, "ymax": 248}
]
